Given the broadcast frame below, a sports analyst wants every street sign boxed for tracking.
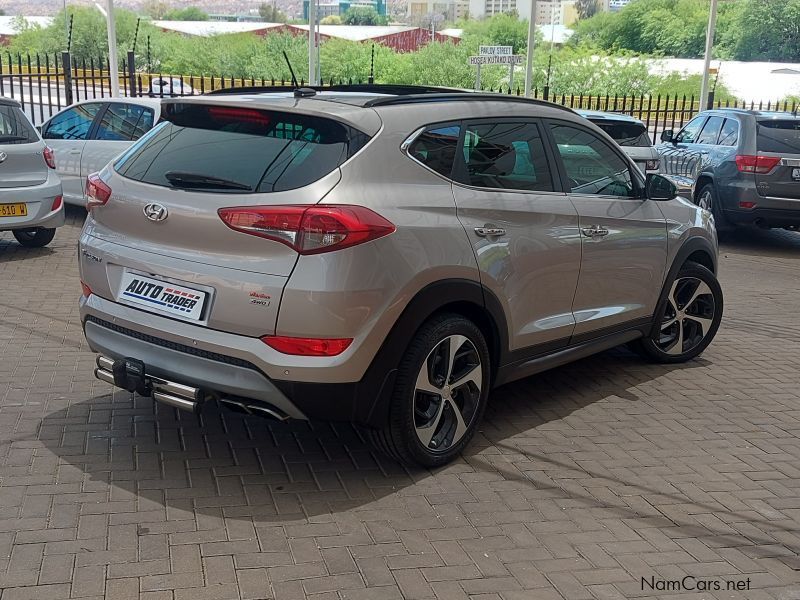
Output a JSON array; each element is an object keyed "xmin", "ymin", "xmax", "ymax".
[
  {"xmin": 478, "ymin": 45, "xmax": 513, "ymax": 56},
  {"xmin": 468, "ymin": 55, "xmax": 525, "ymax": 65}
]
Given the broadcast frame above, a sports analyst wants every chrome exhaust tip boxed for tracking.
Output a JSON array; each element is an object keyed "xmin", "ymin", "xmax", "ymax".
[{"xmin": 219, "ymin": 397, "xmax": 289, "ymax": 421}]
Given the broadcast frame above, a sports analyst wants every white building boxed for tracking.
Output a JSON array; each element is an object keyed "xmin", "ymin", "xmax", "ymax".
[{"xmin": 466, "ymin": 0, "xmax": 563, "ymax": 24}]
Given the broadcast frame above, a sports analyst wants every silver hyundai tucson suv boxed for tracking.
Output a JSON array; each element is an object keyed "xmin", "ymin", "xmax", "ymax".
[
  {"xmin": 78, "ymin": 85, "xmax": 723, "ymax": 467},
  {"xmin": 0, "ymin": 97, "xmax": 64, "ymax": 247}
]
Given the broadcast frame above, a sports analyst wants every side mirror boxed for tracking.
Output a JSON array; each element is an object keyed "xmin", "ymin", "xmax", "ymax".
[
  {"xmin": 660, "ymin": 129, "xmax": 675, "ymax": 143},
  {"xmin": 646, "ymin": 173, "xmax": 677, "ymax": 201}
]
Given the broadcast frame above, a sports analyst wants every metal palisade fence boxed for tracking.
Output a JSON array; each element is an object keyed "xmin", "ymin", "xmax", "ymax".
[{"xmin": 2, "ymin": 51, "xmax": 799, "ymax": 141}]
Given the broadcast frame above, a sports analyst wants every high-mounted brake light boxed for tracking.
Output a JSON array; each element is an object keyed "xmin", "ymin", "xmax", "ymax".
[
  {"xmin": 261, "ymin": 335, "xmax": 352, "ymax": 357},
  {"xmin": 735, "ymin": 155, "xmax": 781, "ymax": 174},
  {"xmin": 85, "ymin": 173, "xmax": 112, "ymax": 210},
  {"xmin": 218, "ymin": 205, "xmax": 396, "ymax": 255},
  {"xmin": 207, "ymin": 106, "xmax": 271, "ymax": 125},
  {"xmin": 43, "ymin": 146, "xmax": 56, "ymax": 169}
]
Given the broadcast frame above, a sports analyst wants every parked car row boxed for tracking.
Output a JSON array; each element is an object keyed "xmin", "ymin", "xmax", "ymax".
[{"xmin": 6, "ymin": 86, "xmax": 795, "ymax": 466}]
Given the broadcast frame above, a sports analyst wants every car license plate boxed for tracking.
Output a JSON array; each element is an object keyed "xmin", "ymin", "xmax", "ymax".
[
  {"xmin": 792, "ymin": 167, "xmax": 800, "ymax": 181},
  {"xmin": 0, "ymin": 203, "xmax": 28, "ymax": 217},
  {"xmin": 119, "ymin": 272, "xmax": 206, "ymax": 320}
]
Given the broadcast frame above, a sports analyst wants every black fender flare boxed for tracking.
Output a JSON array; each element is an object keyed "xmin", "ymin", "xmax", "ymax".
[
  {"xmin": 648, "ymin": 236, "xmax": 718, "ymax": 338},
  {"xmin": 355, "ymin": 278, "xmax": 509, "ymax": 428}
]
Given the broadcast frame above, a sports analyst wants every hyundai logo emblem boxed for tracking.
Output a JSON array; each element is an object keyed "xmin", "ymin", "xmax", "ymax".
[
  {"xmin": 0, "ymin": 151, "xmax": 7, "ymax": 164},
  {"xmin": 143, "ymin": 203, "xmax": 168, "ymax": 222}
]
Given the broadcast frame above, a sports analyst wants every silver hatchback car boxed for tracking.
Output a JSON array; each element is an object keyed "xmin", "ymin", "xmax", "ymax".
[
  {"xmin": 0, "ymin": 97, "xmax": 63, "ymax": 247},
  {"xmin": 78, "ymin": 86, "xmax": 723, "ymax": 466}
]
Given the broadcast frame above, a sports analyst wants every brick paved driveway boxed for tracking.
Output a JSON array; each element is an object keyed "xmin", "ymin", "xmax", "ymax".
[{"xmin": 2, "ymin": 209, "xmax": 800, "ymax": 600}]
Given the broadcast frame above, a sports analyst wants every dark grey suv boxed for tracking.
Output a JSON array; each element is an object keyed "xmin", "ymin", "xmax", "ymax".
[{"xmin": 658, "ymin": 109, "xmax": 800, "ymax": 230}]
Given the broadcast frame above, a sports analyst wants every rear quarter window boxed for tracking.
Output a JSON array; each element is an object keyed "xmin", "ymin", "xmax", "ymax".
[
  {"xmin": 0, "ymin": 105, "xmax": 38, "ymax": 144},
  {"xmin": 757, "ymin": 120, "xmax": 800, "ymax": 154},
  {"xmin": 115, "ymin": 104, "xmax": 368, "ymax": 193}
]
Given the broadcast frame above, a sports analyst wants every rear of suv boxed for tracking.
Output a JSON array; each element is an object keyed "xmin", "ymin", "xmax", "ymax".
[
  {"xmin": 0, "ymin": 97, "xmax": 64, "ymax": 247},
  {"xmin": 79, "ymin": 86, "xmax": 723, "ymax": 466},
  {"xmin": 577, "ymin": 110, "xmax": 661, "ymax": 175},
  {"xmin": 658, "ymin": 109, "xmax": 800, "ymax": 230}
]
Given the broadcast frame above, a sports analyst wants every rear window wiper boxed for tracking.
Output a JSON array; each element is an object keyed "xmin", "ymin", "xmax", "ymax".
[{"xmin": 164, "ymin": 171, "xmax": 252, "ymax": 191}]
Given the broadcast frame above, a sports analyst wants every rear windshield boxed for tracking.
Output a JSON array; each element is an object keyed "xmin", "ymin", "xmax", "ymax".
[
  {"xmin": 591, "ymin": 120, "xmax": 651, "ymax": 147},
  {"xmin": 114, "ymin": 104, "xmax": 368, "ymax": 193},
  {"xmin": 757, "ymin": 120, "xmax": 800, "ymax": 154},
  {"xmin": 0, "ymin": 105, "xmax": 38, "ymax": 144}
]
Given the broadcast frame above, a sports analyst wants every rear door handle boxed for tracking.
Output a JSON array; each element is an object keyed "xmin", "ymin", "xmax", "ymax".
[
  {"xmin": 474, "ymin": 227, "xmax": 506, "ymax": 237},
  {"xmin": 581, "ymin": 225, "xmax": 609, "ymax": 238}
]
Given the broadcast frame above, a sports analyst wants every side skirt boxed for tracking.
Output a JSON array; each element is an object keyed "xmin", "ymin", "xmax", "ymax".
[{"xmin": 494, "ymin": 320, "xmax": 650, "ymax": 387}]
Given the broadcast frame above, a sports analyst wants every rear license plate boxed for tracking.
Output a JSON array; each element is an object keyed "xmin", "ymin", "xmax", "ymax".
[
  {"xmin": 119, "ymin": 272, "xmax": 206, "ymax": 320},
  {"xmin": 792, "ymin": 168, "xmax": 800, "ymax": 181},
  {"xmin": 0, "ymin": 203, "xmax": 28, "ymax": 217}
]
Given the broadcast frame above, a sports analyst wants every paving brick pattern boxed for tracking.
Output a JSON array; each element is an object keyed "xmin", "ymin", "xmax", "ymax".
[{"xmin": 2, "ymin": 209, "xmax": 800, "ymax": 599}]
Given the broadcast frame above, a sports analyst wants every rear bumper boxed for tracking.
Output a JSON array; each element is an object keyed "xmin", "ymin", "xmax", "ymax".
[
  {"xmin": 79, "ymin": 295, "xmax": 391, "ymax": 425},
  {"xmin": 0, "ymin": 175, "xmax": 64, "ymax": 231},
  {"xmin": 725, "ymin": 207, "xmax": 800, "ymax": 228}
]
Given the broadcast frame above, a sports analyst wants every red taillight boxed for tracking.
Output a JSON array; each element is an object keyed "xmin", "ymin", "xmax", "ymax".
[
  {"xmin": 85, "ymin": 173, "xmax": 112, "ymax": 209},
  {"xmin": 43, "ymin": 146, "xmax": 56, "ymax": 169},
  {"xmin": 80, "ymin": 281, "xmax": 93, "ymax": 298},
  {"xmin": 735, "ymin": 155, "xmax": 781, "ymax": 174},
  {"xmin": 51, "ymin": 195, "xmax": 63, "ymax": 211},
  {"xmin": 739, "ymin": 201, "xmax": 757, "ymax": 209},
  {"xmin": 261, "ymin": 335, "xmax": 352, "ymax": 357},
  {"xmin": 218, "ymin": 205, "xmax": 396, "ymax": 255}
]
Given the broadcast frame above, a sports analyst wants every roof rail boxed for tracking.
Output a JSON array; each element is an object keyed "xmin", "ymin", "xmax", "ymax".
[
  {"xmin": 363, "ymin": 92, "xmax": 576, "ymax": 113},
  {"xmin": 205, "ymin": 83, "xmax": 467, "ymax": 96}
]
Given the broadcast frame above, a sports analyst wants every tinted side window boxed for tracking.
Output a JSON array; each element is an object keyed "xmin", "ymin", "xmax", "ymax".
[
  {"xmin": 458, "ymin": 121, "xmax": 554, "ymax": 192},
  {"xmin": 696, "ymin": 116, "xmax": 724, "ymax": 145},
  {"xmin": 718, "ymin": 118, "xmax": 739, "ymax": 147},
  {"xmin": 0, "ymin": 105, "xmax": 38, "ymax": 144},
  {"xmin": 43, "ymin": 103, "xmax": 102, "ymax": 140},
  {"xmin": 550, "ymin": 122, "xmax": 636, "ymax": 198},
  {"xmin": 675, "ymin": 116, "xmax": 707, "ymax": 144},
  {"xmin": 407, "ymin": 124, "xmax": 460, "ymax": 177},
  {"xmin": 95, "ymin": 103, "xmax": 155, "ymax": 141}
]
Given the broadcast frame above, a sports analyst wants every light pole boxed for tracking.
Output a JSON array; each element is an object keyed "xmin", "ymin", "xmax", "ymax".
[
  {"xmin": 699, "ymin": 0, "xmax": 718, "ymax": 110},
  {"xmin": 524, "ymin": 0, "xmax": 537, "ymax": 97},
  {"xmin": 95, "ymin": 0, "xmax": 120, "ymax": 96},
  {"xmin": 308, "ymin": 0, "xmax": 317, "ymax": 86}
]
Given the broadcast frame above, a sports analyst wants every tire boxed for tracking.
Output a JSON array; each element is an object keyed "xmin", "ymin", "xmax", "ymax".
[
  {"xmin": 366, "ymin": 313, "xmax": 491, "ymax": 467},
  {"xmin": 695, "ymin": 183, "xmax": 731, "ymax": 232},
  {"xmin": 632, "ymin": 262, "xmax": 723, "ymax": 364},
  {"xmin": 13, "ymin": 228, "xmax": 56, "ymax": 248}
]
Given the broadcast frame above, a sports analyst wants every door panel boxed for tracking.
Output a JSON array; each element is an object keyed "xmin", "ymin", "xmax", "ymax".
[
  {"xmin": 451, "ymin": 120, "xmax": 582, "ymax": 352},
  {"xmin": 548, "ymin": 120, "xmax": 668, "ymax": 336},
  {"xmin": 41, "ymin": 102, "xmax": 103, "ymax": 203},
  {"xmin": 569, "ymin": 196, "xmax": 667, "ymax": 335}
]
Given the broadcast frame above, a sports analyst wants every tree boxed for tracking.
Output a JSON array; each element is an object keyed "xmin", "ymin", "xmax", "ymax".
[
  {"xmin": 342, "ymin": 7, "xmax": 389, "ymax": 26},
  {"xmin": 258, "ymin": 3, "xmax": 288, "ymax": 22},
  {"xmin": 162, "ymin": 7, "xmax": 210, "ymax": 21},
  {"xmin": 320, "ymin": 15, "xmax": 343, "ymax": 24},
  {"xmin": 142, "ymin": 0, "xmax": 169, "ymax": 19},
  {"xmin": 574, "ymin": 0, "xmax": 599, "ymax": 20}
]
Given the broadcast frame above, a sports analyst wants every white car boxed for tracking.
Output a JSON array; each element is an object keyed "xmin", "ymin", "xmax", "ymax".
[
  {"xmin": 148, "ymin": 77, "xmax": 196, "ymax": 97},
  {"xmin": 40, "ymin": 98, "xmax": 162, "ymax": 206},
  {"xmin": 577, "ymin": 110, "xmax": 661, "ymax": 174}
]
